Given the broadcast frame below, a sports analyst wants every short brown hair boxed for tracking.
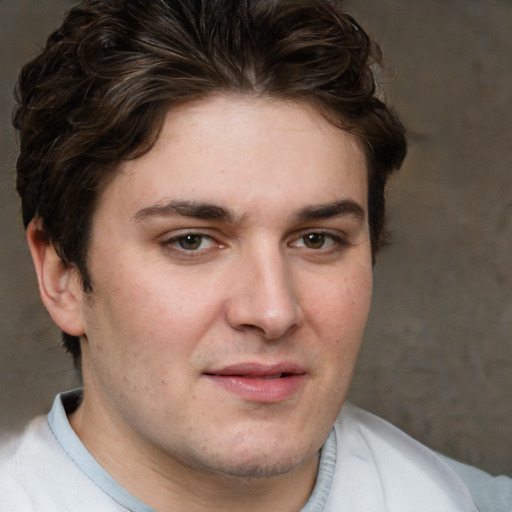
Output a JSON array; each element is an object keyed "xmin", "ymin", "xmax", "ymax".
[{"xmin": 14, "ymin": 0, "xmax": 407, "ymax": 362}]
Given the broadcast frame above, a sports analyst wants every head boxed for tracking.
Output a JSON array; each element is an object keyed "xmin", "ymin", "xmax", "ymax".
[
  {"xmin": 14, "ymin": 2, "xmax": 408, "ymax": 498},
  {"xmin": 14, "ymin": 0, "xmax": 406, "ymax": 364}
]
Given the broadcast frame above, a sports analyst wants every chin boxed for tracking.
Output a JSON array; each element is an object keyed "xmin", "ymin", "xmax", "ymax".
[
  {"xmin": 180, "ymin": 439, "xmax": 317, "ymax": 480},
  {"xmin": 204, "ymin": 453, "xmax": 311, "ymax": 480}
]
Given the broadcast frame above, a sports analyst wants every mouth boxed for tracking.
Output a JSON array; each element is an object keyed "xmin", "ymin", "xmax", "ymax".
[{"xmin": 203, "ymin": 363, "xmax": 306, "ymax": 403}]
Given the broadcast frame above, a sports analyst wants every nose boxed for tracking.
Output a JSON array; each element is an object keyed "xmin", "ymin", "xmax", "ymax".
[{"xmin": 226, "ymin": 244, "xmax": 303, "ymax": 340}]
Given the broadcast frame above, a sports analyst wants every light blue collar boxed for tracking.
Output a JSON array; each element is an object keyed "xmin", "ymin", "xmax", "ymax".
[{"xmin": 48, "ymin": 389, "xmax": 336, "ymax": 512}]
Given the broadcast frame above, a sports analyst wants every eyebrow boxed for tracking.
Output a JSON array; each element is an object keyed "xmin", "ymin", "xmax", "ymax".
[
  {"xmin": 133, "ymin": 198, "xmax": 365, "ymax": 223},
  {"xmin": 295, "ymin": 199, "xmax": 365, "ymax": 222},
  {"xmin": 133, "ymin": 200, "xmax": 234, "ymax": 222}
]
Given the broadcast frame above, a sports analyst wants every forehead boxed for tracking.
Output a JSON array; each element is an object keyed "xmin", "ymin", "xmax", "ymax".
[{"xmin": 97, "ymin": 95, "xmax": 368, "ymax": 220}]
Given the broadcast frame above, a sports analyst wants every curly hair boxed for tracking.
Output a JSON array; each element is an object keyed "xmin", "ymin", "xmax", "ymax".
[{"xmin": 14, "ymin": 0, "xmax": 407, "ymax": 362}]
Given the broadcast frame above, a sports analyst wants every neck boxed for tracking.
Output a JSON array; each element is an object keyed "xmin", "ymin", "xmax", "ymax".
[{"xmin": 69, "ymin": 390, "xmax": 319, "ymax": 512}]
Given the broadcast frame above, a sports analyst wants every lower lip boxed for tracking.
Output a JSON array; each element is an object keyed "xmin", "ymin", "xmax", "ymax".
[{"xmin": 205, "ymin": 374, "xmax": 305, "ymax": 403}]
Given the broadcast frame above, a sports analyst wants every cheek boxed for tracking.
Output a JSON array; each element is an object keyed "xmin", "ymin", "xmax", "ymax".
[
  {"xmin": 309, "ymin": 266, "xmax": 372, "ymax": 328},
  {"xmin": 306, "ymin": 266, "xmax": 372, "ymax": 363},
  {"xmin": 86, "ymin": 261, "xmax": 223, "ymax": 366}
]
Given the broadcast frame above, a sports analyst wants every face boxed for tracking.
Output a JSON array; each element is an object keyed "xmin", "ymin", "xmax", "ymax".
[{"xmin": 73, "ymin": 96, "xmax": 372, "ymax": 481}]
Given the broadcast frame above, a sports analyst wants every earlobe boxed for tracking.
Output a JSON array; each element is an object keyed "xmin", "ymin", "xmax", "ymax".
[{"xmin": 26, "ymin": 218, "xmax": 86, "ymax": 337}]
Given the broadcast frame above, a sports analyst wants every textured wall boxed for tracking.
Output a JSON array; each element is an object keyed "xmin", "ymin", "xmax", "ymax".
[
  {"xmin": 345, "ymin": 0, "xmax": 512, "ymax": 475},
  {"xmin": 1, "ymin": 0, "xmax": 510, "ymax": 475},
  {"xmin": 0, "ymin": 0, "xmax": 81, "ymax": 435}
]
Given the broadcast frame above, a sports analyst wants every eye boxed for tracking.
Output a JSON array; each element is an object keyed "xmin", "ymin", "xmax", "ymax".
[
  {"xmin": 165, "ymin": 233, "xmax": 217, "ymax": 251},
  {"xmin": 302, "ymin": 232, "xmax": 330, "ymax": 249},
  {"xmin": 292, "ymin": 231, "xmax": 340, "ymax": 250},
  {"xmin": 177, "ymin": 234, "xmax": 208, "ymax": 250}
]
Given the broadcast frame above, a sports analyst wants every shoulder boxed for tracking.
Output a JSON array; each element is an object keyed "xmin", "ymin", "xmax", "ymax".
[
  {"xmin": 324, "ymin": 403, "xmax": 480, "ymax": 511},
  {"xmin": 0, "ymin": 414, "xmax": 58, "ymax": 479},
  {"xmin": 339, "ymin": 406, "xmax": 512, "ymax": 512},
  {"xmin": 0, "ymin": 410, "xmax": 126, "ymax": 511},
  {"xmin": 0, "ymin": 415, "xmax": 52, "ymax": 510},
  {"xmin": 439, "ymin": 454, "xmax": 512, "ymax": 512}
]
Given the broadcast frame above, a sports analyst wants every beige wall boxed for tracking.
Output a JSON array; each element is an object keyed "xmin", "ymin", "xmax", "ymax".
[{"xmin": 1, "ymin": 0, "xmax": 510, "ymax": 475}]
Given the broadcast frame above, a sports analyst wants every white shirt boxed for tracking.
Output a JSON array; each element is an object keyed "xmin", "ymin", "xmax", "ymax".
[{"xmin": 0, "ymin": 390, "xmax": 495, "ymax": 511}]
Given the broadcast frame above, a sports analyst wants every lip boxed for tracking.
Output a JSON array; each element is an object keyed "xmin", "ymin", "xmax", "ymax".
[{"xmin": 203, "ymin": 363, "xmax": 306, "ymax": 403}]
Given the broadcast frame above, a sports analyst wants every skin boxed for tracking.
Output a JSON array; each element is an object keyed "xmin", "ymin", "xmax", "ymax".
[{"xmin": 28, "ymin": 95, "xmax": 373, "ymax": 511}]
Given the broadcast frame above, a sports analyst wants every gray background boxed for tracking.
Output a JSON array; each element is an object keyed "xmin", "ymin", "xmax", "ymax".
[{"xmin": 1, "ymin": 0, "xmax": 511, "ymax": 475}]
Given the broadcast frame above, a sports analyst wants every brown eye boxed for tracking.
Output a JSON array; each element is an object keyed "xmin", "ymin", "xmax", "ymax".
[
  {"xmin": 303, "ymin": 233, "xmax": 326, "ymax": 249},
  {"xmin": 178, "ymin": 234, "xmax": 203, "ymax": 250}
]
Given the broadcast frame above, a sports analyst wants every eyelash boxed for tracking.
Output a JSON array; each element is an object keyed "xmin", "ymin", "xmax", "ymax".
[
  {"xmin": 161, "ymin": 229, "xmax": 349, "ymax": 258},
  {"xmin": 290, "ymin": 230, "xmax": 349, "ymax": 252},
  {"xmin": 162, "ymin": 232, "xmax": 219, "ymax": 254}
]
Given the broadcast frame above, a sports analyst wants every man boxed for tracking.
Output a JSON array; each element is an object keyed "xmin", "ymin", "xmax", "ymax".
[{"xmin": 0, "ymin": 0, "xmax": 509, "ymax": 510}]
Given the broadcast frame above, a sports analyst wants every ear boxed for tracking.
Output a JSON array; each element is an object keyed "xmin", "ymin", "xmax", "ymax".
[{"xmin": 26, "ymin": 218, "xmax": 86, "ymax": 337}]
